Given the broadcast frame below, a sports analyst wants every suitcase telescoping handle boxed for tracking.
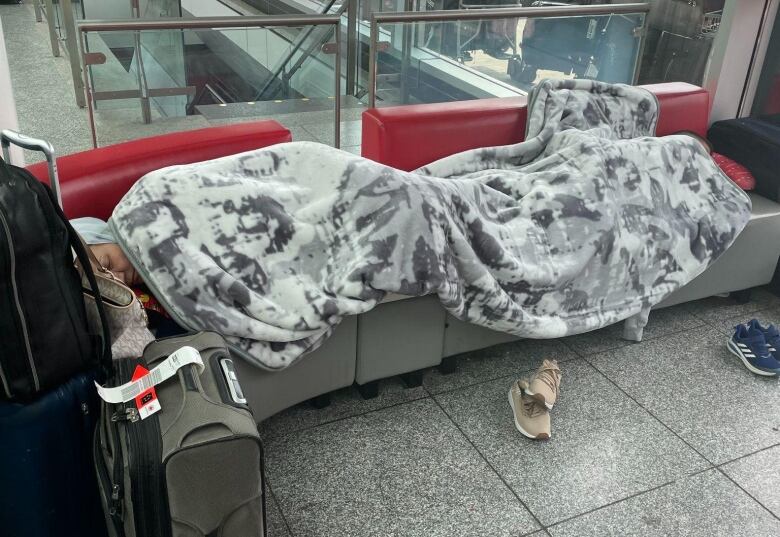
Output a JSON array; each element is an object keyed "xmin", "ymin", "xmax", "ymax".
[{"xmin": 0, "ymin": 130, "xmax": 61, "ymax": 208}]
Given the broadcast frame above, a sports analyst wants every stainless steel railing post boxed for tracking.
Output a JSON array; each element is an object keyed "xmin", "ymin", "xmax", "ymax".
[
  {"xmin": 368, "ymin": 15, "xmax": 378, "ymax": 108},
  {"xmin": 130, "ymin": 0, "xmax": 153, "ymax": 124},
  {"xmin": 335, "ymin": 21, "xmax": 342, "ymax": 149},
  {"xmin": 631, "ymin": 14, "xmax": 648, "ymax": 86},
  {"xmin": 43, "ymin": 0, "xmax": 60, "ymax": 57},
  {"xmin": 346, "ymin": 0, "xmax": 358, "ymax": 95},
  {"xmin": 77, "ymin": 28, "xmax": 98, "ymax": 148},
  {"xmin": 60, "ymin": 0, "xmax": 86, "ymax": 108},
  {"xmin": 134, "ymin": 29, "xmax": 153, "ymax": 124},
  {"xmin": 399, "ymin": 0, "xmax": 414, "ymax": 104}
]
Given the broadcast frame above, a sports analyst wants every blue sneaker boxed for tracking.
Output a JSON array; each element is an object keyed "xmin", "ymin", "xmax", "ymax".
[
  {"xmin": 728, "ymin": 324, "xmax": 780, "ymax": 376},
  {"xmin": 746, "ymin": 319, "xmax": 780, "ymax": 358}
]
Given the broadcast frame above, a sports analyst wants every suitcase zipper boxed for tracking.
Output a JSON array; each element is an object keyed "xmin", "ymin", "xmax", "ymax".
[
  {"xmin": 102, "ymin": 359, "xmax": 142, "ymax": 536},
  {"xmin": 0, "ymin": 208, "xmax": 37, "ymax": 393},
  {"xmin": 94, "ymin": 421, "xmax": 125, "ymax": 537},
  {"xmin": 119, "ymin": 357, "xmax": 171, "ymax": 537}
]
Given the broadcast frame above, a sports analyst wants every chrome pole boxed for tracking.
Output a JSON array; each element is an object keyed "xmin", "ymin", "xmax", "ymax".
[
  {"xmin": 631, "ymin": 13, "xmax": 648, "ymax": 86},
  {"xmin": 134, "ymin": 30, "xmax": 153, "ymax": 124},
  {"xmin": 400, "ymin": 0, "xmax": 414, "ymax": 105},
  {"xmin": 77, "ymin": 28, "xmax": 98, "ymax": 148},
  {"xmin": 368, "ymin": 15, "xmax": 378, "ymax": 108},
  {"xmin": 346, "ymin": 0, "xmax": 358, "ymax": 94},
  {"xmin": 130, "ymin": 0, "xmax": 152, "ymax": 124},
  {"xmin": 60, "ymin": 0, "xmax": 86, "ymax": 108},
  {"xmin": 43, "ymin": 0, "xmax": 60, "ymax": 57},
  {"xmin": 334, "ymin": 20, "xmax": 341, "ymax": 149}
]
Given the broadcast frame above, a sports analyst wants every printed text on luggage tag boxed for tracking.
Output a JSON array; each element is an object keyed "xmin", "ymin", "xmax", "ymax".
[{"xmin": 131, "ymin": 365, "xmax": 161, "ymax": 420}]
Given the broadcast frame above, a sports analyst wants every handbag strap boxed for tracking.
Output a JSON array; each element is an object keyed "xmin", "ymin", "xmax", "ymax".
[{"xmin": 66, "ymin": 218, "xmax": 114, "ymax": 379}]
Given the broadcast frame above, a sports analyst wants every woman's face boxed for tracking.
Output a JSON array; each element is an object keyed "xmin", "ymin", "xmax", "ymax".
[{"xmin": 90, "ymin": 243, "xmax": 142, "ymax": 286}]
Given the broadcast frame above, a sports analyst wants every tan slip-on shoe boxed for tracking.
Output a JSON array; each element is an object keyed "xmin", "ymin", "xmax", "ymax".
[
  {"xmin": 523, "ymin": 359, "xmax": 561, "ymax": 410},
  {"xmin": 508, "ymin": 380, "xmax": 550, "ymax": 440}
]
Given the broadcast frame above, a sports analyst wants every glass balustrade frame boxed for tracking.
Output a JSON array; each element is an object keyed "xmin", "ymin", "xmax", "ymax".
[
  {"xmin": 367, "ymin": 2, "xmax": 651, "ymax": 108},
  {"xmin": 77, "ymin": 14, "xmax": 343, "ymax": 148}
]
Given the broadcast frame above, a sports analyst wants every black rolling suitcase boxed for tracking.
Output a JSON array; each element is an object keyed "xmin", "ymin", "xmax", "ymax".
[
  {"xmin": 0, "ymin": 130, "xmax": 112, "ymax": 537},
  {"xmin": 708, "ymin": 116, "xmax": 780, "ymax": 202}
]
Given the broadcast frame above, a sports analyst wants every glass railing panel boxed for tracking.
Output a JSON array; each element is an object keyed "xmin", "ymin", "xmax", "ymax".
[
  {"xmin": 83, "ymin": 29, "xmax": 145, "ymax": 116},
  {"xmin": 80, "ymin": 18, "xmax": 342, "ymax": 148},
  {"xmin": 371, "ymin": 10, "xmax": 646, "ymax": 107},
  {"xmin": 81, "ymin": 0, "xmax": 134, "ymax": 21},
  {"xmin": 137, "ymin": 0, "xmax": 182, "ymax": 18}
]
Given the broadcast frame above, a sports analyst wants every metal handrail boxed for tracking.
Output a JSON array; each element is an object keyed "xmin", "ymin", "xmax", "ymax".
[
  {"xmin": 77, "ymin": 14, "xmax": 342, "ymax": 148},
  {"xmin": 367, "ymin": 2, "xmax": 650, "ymax": 107},
  {"xmin": 372, "ymin": 3, "xmax": 648, "ymax": 23},
  {"xmin": 77, "ymin": 14, "xmax": 341, "ymax": 31}
]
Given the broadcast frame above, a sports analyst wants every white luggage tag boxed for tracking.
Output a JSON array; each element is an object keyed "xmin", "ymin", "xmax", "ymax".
[{"xmin": 95, "ymin": 346, "xmax": 204, "ymax": 405}]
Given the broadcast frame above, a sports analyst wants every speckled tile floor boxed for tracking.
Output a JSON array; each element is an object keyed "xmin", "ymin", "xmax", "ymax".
[{"xmin": 261, "ymin": 289, "xmax": 780, "ymax": 537}]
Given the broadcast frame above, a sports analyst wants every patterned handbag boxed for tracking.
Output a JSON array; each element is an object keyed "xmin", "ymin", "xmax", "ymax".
[{"xmin": 79, "ymin": 242, "xmax": 154, "ymax": 360}]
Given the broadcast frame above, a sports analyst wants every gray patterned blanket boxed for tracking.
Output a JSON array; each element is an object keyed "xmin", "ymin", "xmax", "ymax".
[{"xmin": 110, "ymin": 79, "xmax": 751, "ymax": 370}]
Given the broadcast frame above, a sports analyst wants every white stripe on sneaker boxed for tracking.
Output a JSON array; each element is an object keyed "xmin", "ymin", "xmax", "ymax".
[{"xmin": 727, "ymin": 338, "xmax": 778, "ymax": 377}]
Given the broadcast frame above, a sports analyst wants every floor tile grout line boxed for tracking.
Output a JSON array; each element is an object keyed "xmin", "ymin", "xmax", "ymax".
[
  {"xmin": 559, "ymin": 320, "xmax": 709, "ymax": 359},
  {"xmin": 261, "ymin": 391, "xmax": 431, "ymax": 441},
  {"xmin": 543, "ymin": 478, "xmax": 678, "ymax": 531},
  {"xmin": 715, "ymin": 441, "xmax": 780, "ymax": 469},
  {"xmin": 428, "ymin": 394, "xmax": 547, "ymax": 533},
  {"xmin": 688, "ymin": 465, "xmax": 717, "ymax": 478},
  {"xmin": 714, "ymin": 466, "xmax": 780, "ymax": 523},
  {"xmin": 580, "ymin": 354, "xmax": 716, "ymax": 466},
  {"xmin": 265, "ymin": 480, "xmax": 297, "ymax": 537}
]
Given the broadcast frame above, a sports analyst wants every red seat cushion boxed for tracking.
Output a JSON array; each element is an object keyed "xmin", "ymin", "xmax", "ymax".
[
  {"xmin": 26, "ymin": 121, "xmax": 291, "ymax": 220},
  {"xmin": 362, "ymin": 82, "xmax": 710, "ymax": 171},
  {"xmin": 361, "ymin": 96, "xmax": 528, "ymax": 172},
  {"xmin": 649, "ymin": 82, "xmax": 710, "ymax": 139}
]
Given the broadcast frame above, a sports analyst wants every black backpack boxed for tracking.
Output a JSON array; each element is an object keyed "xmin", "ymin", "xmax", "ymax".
[{"xmin": 0, "ymin": 155, "xmax": 111, "ymax": 400}]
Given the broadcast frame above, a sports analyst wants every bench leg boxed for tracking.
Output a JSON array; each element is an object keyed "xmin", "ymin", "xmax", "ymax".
[
  {"xmin": 356, "ymin": 381, "xmax": 379, "ymax": 400},
  {"xmin": 308, "ymin": 393, "xmax": 331, "ymax": 409},
  {"xmin": 399, "ymin": 370, "xmax": 423, "ymax": 388},
  {"xmin": 732, "ymin": 288, "xmax": 752, "ymax": 305},
  {"xmin": 438, "ymin": 356, "xmax": 457, "ymax": 375}
]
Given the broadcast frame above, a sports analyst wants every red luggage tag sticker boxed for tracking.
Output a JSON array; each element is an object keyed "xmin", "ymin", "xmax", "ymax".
[{"xmin": 131, "ymin": 365, "xmax": 161, "ymax": 420}]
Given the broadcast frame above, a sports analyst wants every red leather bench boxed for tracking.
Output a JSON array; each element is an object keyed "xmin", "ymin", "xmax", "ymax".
[
  {"xmin": 361, "ymin": 82, "xmax": 709, "ymax": 171},
  {"xmin": 25, "ymin": 121, "xmax": 292, "ymax": 220}
]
